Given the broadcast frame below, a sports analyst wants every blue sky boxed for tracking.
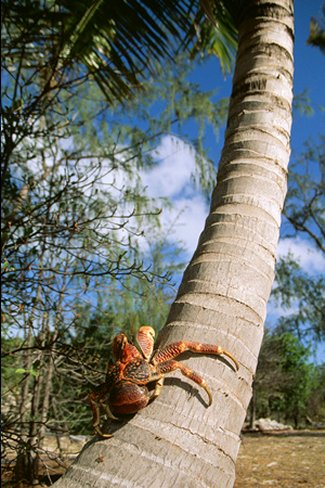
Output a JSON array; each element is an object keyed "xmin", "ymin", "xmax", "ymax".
[{"xmin": 292, "ymin": 1, "xmax": 324, "ymax": 153}]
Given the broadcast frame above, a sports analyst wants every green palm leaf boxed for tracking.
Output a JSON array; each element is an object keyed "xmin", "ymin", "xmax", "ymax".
[
  {"xmin": 3, "ymin": 0, "xmax": 240, "ymax": 102},
  {"xmin": 57, "ymin": 0, "xmax": 241, "ymax": 100}
]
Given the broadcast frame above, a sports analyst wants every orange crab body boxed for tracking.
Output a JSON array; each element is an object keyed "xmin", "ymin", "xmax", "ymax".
[{"xmin": 88, "ymin": 326, "xmax": 239, "ymax": 437}]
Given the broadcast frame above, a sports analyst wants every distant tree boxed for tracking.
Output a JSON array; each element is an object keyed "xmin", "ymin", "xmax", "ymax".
[
  {"xmin": 277, "ymin": 333, "xmax": 316, "ymax": 428},
  {"xmin": 272, "ymin": 255, "xmax": 325, "ymax": 342},
  {"xmin": 251, "ymin": 330, "xmax": 317, "ymax": 427},
  {"xmin": 283, "ymin": 136, "xmax": 325, "ymax": 254},
  {"xmin": 308, "ymin": 363, "xmax": 325, "ymax": 423}
]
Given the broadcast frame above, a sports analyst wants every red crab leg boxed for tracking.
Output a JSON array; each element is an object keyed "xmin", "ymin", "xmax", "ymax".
[
  {"xmin": 156, "ymin": 360, "xmax": 214, "ymax": 405},
  {"xmin": 153, "ymin": 341, "xmax": 239, "ymax": 371}
]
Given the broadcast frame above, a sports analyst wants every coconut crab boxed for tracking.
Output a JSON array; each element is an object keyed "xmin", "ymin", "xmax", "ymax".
[{"xmin": 88, "ymin": 326, "xmax": 239, "ymax": 437}]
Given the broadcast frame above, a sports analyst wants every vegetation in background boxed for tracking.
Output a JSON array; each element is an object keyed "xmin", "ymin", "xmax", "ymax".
[{"xmin": 250, "ymin": 330, "xmax": 319, "ymax": 428}]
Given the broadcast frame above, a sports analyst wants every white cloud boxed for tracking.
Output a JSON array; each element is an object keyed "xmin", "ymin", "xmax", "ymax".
[
  {"xmin": 140, "ymin": 135, "xmax": 209, "ymax": 256},
  {"xmin": 141, "ymin": 135, "xmax": 197, "ymax": 199},
  {"xmin": 159, "ymin": 195, "xmax": 207, "ymax": 254},
  {"xmin": 277, "ymin": 237, "xmax": 325, "ymax": 274},
  {"xmin": 267, "ymin": 299, "xmax": 298, "ymax": 322}
]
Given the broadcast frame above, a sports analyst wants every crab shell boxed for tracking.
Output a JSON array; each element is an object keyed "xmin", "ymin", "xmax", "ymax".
[{"xmin": 109, "ymin": 381, "xmax": 151, "ymax": 416}]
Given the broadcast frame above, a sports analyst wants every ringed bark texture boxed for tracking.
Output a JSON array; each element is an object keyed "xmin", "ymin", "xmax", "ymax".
[{"xmin": 54, "ymin": 1, "xmax": 294, "ymax": 487}]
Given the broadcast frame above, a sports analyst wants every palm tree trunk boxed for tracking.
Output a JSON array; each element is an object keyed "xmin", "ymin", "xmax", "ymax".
[{"xmin": 54, "ymin": 1, "xmax": 294, "ymax": 486}]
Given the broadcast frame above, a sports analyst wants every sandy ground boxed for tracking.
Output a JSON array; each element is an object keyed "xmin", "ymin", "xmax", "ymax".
[{"xmin": 235, "ymin": 431, "xmax": 325, "ymax": 488}]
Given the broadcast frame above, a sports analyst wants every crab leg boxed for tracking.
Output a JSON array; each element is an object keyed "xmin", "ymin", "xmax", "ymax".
[
  {"xmin": 88, "ymin": 391, "xmax": 115, "ymax": 437},
  {"xmin": 149, "ymin": 377, "xmax": 165, "ymax": 402},
  {"xmin": 156, "ymin": 360, "xmax": 213, "ymax": 405},
  {"xmin": 153, "ymin": 341, "xmax": 239, "ymax": 371}
]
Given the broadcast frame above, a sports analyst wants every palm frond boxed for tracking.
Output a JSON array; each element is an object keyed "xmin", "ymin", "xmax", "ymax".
[
  {"xmin": 3, "ymin": 0, "xmax": 240, "ymax": 102},
  {"xmin": 59, "ymin": 0, "xmax": 241, "ymax": 100},
  {"xmin": 190, "ymin": 0, "xmax": 241, "ymax": 74}
]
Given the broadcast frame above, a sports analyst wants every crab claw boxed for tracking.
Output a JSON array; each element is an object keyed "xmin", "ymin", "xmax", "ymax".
[
  {"xmin": 136, "ymin": 326, "xmax": 156, "ymax": 360},
  {"xmin": 94, "ymin": 425, "xmax": 113, "ymax": 438}
]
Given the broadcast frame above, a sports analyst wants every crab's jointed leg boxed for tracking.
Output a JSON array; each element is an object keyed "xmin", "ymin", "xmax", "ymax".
[
  {"xmin": 153, "ymin": 341, "xmax": 239, "ymax": 371},
  {"xmin": 149, "ymin": 377, "xmax": 165, "ymax": 402},
  {"xmin": 156, "ymin": 359, "xmax": 213, "ymax": 405},
  {"xmin": 88, "ymin": 390, "xmax": 115, "ymax": 437}
]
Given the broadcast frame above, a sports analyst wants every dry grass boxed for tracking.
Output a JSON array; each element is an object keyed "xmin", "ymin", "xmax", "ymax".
[{"xmin": 235, "ymin": 431, "xmax": 325, "ymax": 488}]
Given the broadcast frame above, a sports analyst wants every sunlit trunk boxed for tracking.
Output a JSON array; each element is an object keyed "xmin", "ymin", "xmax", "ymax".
[{"xmin": 54, "ymin": 1, "xmax": 294, "ymax": 486}]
